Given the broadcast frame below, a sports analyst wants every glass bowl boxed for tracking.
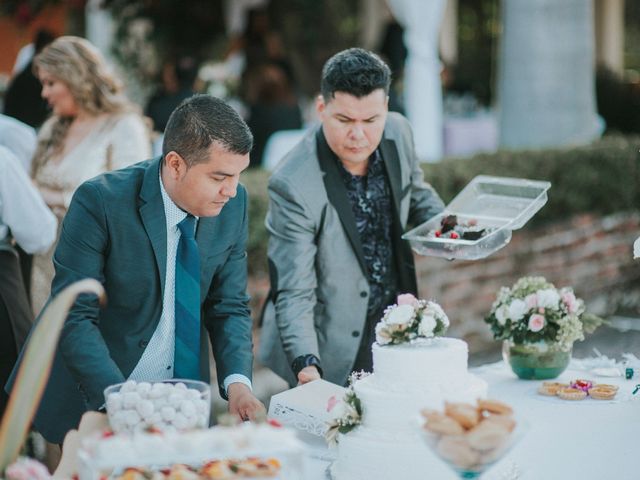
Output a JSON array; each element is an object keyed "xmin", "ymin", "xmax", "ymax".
[
  {"xmin": 103, "ymin": 379, "xmax": 211, "ymax": 434},
  {"xmin": 419, "ymin": 414, "xmax": 527, "ymax": 479}
]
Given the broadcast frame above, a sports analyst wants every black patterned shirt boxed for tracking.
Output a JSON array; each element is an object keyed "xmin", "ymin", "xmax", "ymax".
[{"xmin": 337, "ymin": 150, "xmax": 396, "ymax": 316}]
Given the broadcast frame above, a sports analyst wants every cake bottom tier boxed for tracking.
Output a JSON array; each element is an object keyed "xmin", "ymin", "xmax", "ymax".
[{"xmin": 331, "ymin": 427, "xmax": 451, "ymax": 480}]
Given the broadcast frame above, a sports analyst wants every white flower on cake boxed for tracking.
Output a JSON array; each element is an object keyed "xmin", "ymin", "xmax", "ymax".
[
  {"xmin": 325, "ymin": 371, "xmax": 369, "ymax": 445},
  {"xmin": 418, "ymin": 314, "xmax": 437, "ymax": 338},
  {"xmin": 375, "ymin": 294, "xmax": 449, "ymax": 346},
  {"xmin": 384, "ymin": 304, "xmax": 416, "ymax": 327}
]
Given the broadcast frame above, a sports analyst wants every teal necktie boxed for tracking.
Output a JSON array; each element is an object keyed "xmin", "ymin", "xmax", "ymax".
[{"xmin": 174, "ymin": 214, "xmax": 201, "ymax": 380}]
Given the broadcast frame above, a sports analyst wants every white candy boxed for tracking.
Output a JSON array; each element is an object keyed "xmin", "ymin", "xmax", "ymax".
[
  {"xmin": 174, "ymin": 382, "xmax": 188, "ymax": 391},
  {"xmin": 195, "ymin": 399, "xmax": 209, "ymax": 414},
  {"xmin": 120, "ymin": 380, "xmax": 138, "ymax": 393},
  {"xmin": 152, "ymin": 397, "xmax": 167, "ymax": 410},
  {"xmin": 145, "ymin": 413, "xmax": 163, "ymax": 428},
  {"xmin": 184, "ymin": 415, "xmax": 198, "ymax": 429},
  {"xmin": 122, "ymin": 391, "xmax": 142, "ymax": 409},
  {"xmin": 168, "ymin": 392, "xmax": 185, "ymax": 408},
  {"xmin": 148, "ymin": 383, "xmax": 168, "ymax": 398},
  {"xmin": 196, "ymin": 416, "xmax": 208, "ymax": 428},
  {"xmin": 136, "ymin": 399, "xmax": 155, "ymax": 418},
  {"xmin": 173, "ymin": 413, "xmax": 188, "ymax": 430},
  {"xmin": 135, "ymin": 382, "xmax": 152, "ymax": 396},
  {"xmin": 187, "ymin": 389, "xmax": 201, "ymax": 401},
  {"xmin": 179, "ymin": 400, "xmax": 196, "ymax": 418},
  {"xmin": 161, "ymin": 406, "xmax": 177, "ymax": 422},
  {"xmin": 124, "ymin": 410, "xmax": 141, "ymax": 427},
  {"xmin": 106, "ymin": 392, "xmax": 123, "ymax": 412}
]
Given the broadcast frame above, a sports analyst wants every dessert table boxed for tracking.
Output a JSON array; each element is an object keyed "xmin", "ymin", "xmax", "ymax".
[{"xmin": 301, "ymin": 360, "xmax": 639, "ymax": 480}]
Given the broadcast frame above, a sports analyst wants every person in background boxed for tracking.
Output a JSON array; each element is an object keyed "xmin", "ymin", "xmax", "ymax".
[
  {"xmin": 145, "ymin": 56, "xmax": 199, "ymax": 133},
  {"xmin": 29, "ymin": 35, "xmax": 151, "ymax": 315},
  {"xmin": 258, "ymin": 48, "xmax": 444, "ymax": 387},
  {"xmin": 7, "ymin": 94, "xmax": 264, "ymax": 449},
  {"xmin": 0, "ymin": 114, "xmax": 38, "ymax": 300},
  {"xmin": 4, "ymin": 29, "xmax": 56, "ymax": 129},
  {"xmin": 246, "ymin": 63, "xmax": 302, "ymax": 168},
  {"xmin": 0, "ymin": 145, "xmax": 57, "ymax": 420}
]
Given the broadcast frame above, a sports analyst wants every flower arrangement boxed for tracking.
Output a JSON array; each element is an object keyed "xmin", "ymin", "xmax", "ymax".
[
  {"xmin": 375, "ymin": 294, "xmax": 449, "ymax": 346},
  {"xmin": 325, "ymin": 371, "xmax": 369, "ymax": 445},
  {"xmin": 485, "ymin": 276, "xmax": 603, "ymax": 352}
]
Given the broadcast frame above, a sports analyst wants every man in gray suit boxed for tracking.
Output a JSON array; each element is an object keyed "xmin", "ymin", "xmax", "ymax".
[
  {"xmin": 258, "ymin": 49, "xmax": 444, "ymax": 387},
  {"xmin": 9, "ymin": 95, "xmax": 265, "ymax": 444}
]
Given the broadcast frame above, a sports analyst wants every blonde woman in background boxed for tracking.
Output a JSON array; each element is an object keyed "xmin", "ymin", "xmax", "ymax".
[{"xmin": 31, "ymin": 36, "xmax": 151, "ymax": 315}]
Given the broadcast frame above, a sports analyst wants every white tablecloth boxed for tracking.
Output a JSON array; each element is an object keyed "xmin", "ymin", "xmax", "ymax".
[{"xmin": 301, "ymin": 361, "xmax": 639, "ymax": 479}]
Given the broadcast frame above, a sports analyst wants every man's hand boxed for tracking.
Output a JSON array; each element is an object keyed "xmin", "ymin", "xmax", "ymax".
[
  {"xmin": 297, "ymin": 365, "xmax": 321, "ymax": 385},
  {"xmin": 227, "ymin": 383, "xmax": 266, "ymax": 421}
]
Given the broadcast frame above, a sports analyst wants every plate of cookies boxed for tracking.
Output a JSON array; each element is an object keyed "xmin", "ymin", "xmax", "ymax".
[{"xmin": 536, "ymin": 379, "xmax": 620, "ymax": 403}]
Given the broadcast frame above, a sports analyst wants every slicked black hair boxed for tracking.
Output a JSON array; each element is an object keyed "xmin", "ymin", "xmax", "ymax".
[
  {"xmin": 320, "ymin": 48, "xmax": 391, "ymax": 101},
  {"xmin": 162, "ymin": 94, "xmax": 253, "ymax": 166}
]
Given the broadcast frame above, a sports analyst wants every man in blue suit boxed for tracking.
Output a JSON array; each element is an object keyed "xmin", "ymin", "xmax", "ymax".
[{"xmin": 10, "ymin": 95, "xmax": 265, "ymax": 444}]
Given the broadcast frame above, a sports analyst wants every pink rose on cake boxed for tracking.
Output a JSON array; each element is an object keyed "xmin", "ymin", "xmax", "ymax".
[{"xmin": 375, "ymin": 294, "xmax": 449, "ymax": 346}]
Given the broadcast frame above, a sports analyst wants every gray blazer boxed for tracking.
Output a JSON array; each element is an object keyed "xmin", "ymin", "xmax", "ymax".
[
  {"xmin": 8, "ymin": 157, "xmax": 253, "ymax": 443},
  {"xmin": 258, "ymin": 113, "xmax": 444, "ymax": 386}
]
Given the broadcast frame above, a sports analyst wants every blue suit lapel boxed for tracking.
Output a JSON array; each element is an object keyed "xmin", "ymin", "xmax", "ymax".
[{"xmin": 139, "ymin": 157, "xmax": 167, "ymax": 295}]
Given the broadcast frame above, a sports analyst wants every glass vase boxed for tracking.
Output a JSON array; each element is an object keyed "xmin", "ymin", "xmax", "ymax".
[{"xmin": 502, "ymin": 340, "xmax": 571, "ymax": 380}]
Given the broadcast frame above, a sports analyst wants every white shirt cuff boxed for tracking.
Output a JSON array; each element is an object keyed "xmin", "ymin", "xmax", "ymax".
[{"xmin": 223, "ymin": 374, "xmax": 253, "ymax": 395}]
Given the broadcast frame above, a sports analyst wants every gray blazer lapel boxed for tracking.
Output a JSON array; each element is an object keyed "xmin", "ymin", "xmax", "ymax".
[
  {"xmin": 379, "ymin": 137, "xmax": 403, "ymax": 221},
  {"xmin": 139, "ymin": 157, "xmax": 167, "ymax": 295},
  {"xmin": 315, "ymin": 129, "xmax": 368, "ymax": 277}
]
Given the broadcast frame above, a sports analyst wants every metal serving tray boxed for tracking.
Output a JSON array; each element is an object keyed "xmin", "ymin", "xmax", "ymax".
[{"xmin": 402, "ymin": 175, "xmax": 551, "ymax": 260}]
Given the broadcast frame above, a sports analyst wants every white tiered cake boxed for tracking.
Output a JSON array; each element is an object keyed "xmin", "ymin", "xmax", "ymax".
[{"xmin": 330, "ymin": 298, "xmax": 488, "ymax": 480}]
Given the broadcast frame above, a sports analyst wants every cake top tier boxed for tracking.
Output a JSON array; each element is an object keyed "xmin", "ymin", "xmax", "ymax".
[
  {"xmin": 375, "ymin": 294, "xmax": 449, "ymax": 346},
  {"xmin": 371, "ymin": 337, "xmax": 470, "ymax": 387}
]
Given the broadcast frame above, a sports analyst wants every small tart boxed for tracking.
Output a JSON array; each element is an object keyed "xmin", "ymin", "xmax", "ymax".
[
  {"xmin": 593, "ymin": 383, "xmax": 619, "ymax": 392},
  {"xmin": 557, "ymin": 387, "xmax": 587, "ymax": 400},
  {"xmin": 588, "ymin": 386, "xmax": 617, "ymax": 400},
  {"xmin": 538, "ymin": 382, "xmax": 569, "ymax": 396},
  {"xmin": 477, "ymin": 399, "xmax": 513, "ymax": 416}
]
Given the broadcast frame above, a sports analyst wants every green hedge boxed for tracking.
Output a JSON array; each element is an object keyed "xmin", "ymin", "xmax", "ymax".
[{"xmin": 243, "ymin": 134, "xmax": 640, "ymax": 276}]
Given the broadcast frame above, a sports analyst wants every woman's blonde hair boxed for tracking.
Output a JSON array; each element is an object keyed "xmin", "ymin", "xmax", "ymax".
[{"xmin": 31, "ymin": 36, "xmax": 139, "ymax": 176}]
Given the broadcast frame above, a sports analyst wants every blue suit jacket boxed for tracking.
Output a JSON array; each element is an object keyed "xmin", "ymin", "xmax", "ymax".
[{"xmin": 10, "ymin": 157, "xmax": 253, "ymax": 443}]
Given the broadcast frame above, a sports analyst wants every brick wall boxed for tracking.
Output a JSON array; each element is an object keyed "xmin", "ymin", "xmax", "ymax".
[
  {"xmin": 415, "ymin": 212, "xmax": 640, "ymax": 350},
  {"xmin": 249, "ymin": 212, "xmax": 640, "ymax": 352}
]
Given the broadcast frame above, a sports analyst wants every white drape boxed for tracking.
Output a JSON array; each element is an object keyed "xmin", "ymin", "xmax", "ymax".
[{"xmin": 386, "ymin": 0, "xmax": 447, "ymax": 162}]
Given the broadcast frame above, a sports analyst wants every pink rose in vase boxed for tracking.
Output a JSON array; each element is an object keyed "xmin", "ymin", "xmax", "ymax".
[
  {"xmin": 528, "ymin": 314, "xmax": 545, "ymax": 332},
  {"xmin": 562, "ymin": 291, "xmax": 578, "ymax": 314}
]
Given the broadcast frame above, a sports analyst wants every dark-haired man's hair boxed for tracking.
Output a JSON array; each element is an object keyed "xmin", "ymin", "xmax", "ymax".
[
  {"xmin": 320, "ymin": 48, "xmax": 391, "ymax": 101},
  {"xmin": 162, "ymin": 94, "xmax": 253, "ymax": 166}
]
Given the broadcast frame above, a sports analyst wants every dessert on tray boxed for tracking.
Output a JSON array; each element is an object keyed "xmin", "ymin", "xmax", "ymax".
[
  {"xmin": 77, "ymin": 422, "xmax": 304, "ymax": 480},
  {"xmin": 432, "ymin": 214, "xmax": 491, "ymax": 241},
  {"xmin": 537, "ymin": 379, "xmax": 619, "ymax": 401}
]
